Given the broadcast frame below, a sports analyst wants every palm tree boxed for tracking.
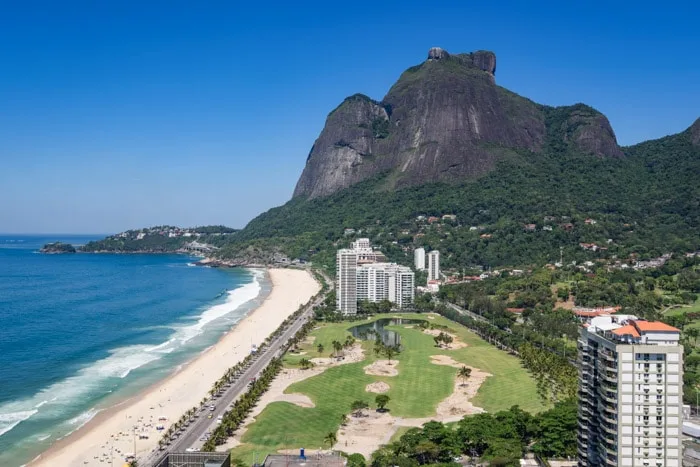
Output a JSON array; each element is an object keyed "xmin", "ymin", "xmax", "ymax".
[
  {"xmin": 383, "ymin": 344, "xmax": 399, "ymax": 363},
  {"xmin": 340, "ymin": 413, "xmax": 348, "ymax": 426},
  {"xmin": 324, "ymin": 431, "xmax": 337, "ymax": 451},
  {"xmin": 299, "ymin": 358, "xmax": 313, "ymax": 370},
  {"xmin": 458, "ymin": 366, "xmax": 472, "ymax": 386},
  {"xmin": 317, "ymin": 343, "xmax": 324, "ymax": 354},
  {"xmin": 332, "ymin": 340, "xmax": 343, "ymax": 357}
]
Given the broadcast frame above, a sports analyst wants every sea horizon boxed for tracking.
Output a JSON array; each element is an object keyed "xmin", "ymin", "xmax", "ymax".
[{"xmin": 0, "ymin": 234, "xmax": 269, "ymax": 467}]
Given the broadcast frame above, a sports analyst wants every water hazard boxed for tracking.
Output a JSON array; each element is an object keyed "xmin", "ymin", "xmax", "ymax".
[{"xmin": 349, "ymin": 318, "xmax": 426, "ymax": 347}]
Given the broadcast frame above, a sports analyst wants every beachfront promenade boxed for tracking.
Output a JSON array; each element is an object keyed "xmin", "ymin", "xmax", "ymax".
[{"xmin": 142, "ymin": 271, "xmax": 331, "ymax": 466}]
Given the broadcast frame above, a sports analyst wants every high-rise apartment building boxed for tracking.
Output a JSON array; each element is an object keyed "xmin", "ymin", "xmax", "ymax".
[
  {"xmin": 336, "ymin": 249, "xmax": 358, "ymax": 315},
  {"xmin": 356, "ymin": 263, "xmax": 415, "ymax": 308},
  {"xmin": 577, "ymin": 315, "xmax": 683, "ymax": 467},
  {"xmin": 427, "ymin": 250, "xmax": 440, "ymax": 281},
  {"xmin": 414, "ymin": 248, "xmax": 426, "ymax": 270}
]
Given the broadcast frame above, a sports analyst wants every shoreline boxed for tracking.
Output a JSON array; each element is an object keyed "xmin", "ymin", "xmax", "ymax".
[{"xmin": 28, "ymin": 268, "xmax": 320, "ymax": 467}]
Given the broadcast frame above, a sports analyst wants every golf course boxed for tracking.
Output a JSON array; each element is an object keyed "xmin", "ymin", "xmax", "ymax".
[{"xmin": 228, "ymin": 313, "xmax": 549, "ymax": 464}]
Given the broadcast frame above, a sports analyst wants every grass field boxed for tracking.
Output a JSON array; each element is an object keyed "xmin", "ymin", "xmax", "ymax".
[{"xmin": 230, "ymin": 313, "xmax": 549, "ymax": 464}]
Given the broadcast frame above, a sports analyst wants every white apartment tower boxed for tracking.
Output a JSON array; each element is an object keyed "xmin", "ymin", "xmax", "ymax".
[
  {"xmin": 577, "ymin": 315, "xmax": 683, "ymax": 467},
  {"xmin": 356, "ymin": 263, "xmax": 415, "ymax": 308},
  {"xmin": 427, "ymin": 250, "xmax": 440, "ymax": 281},
  {"xmin": 336, "ymin": 249, "xmax": 358, "ymax": 315},
  {"xmin": 414, "ymin": 247, "xmax": 426, "ymax": 270}
]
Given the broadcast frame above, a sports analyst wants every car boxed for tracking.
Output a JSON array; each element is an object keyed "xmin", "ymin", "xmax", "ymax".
[{"xmin": 186, "ymin": 448, "xmax": 195, "ymax": 452}]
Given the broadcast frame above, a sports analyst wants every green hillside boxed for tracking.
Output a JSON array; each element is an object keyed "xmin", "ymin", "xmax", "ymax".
[{"xmin": 218, "ymin": 125, "xmax": 700, "ymax": 270}]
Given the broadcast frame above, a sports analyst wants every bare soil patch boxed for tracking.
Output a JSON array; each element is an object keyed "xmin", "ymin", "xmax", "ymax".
[
  {"xmin": 423, "ymin": 329, "xmax": 468, "ymax": 349},
  {"xmin": 363, "ymin": 359, "xmax": 398, "ymax": 377},
  {"xmin": 365, "ymin": 381, "xmax": 390, "ymax": 393},
  {"xmin": 310, "ymin": 343, "xmax": 364, "ymax": 367}
]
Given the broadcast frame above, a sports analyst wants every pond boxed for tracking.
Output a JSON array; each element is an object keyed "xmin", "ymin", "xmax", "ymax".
[{"xmin": 348, "ymin": 318, "xmax": 425, "ymax": 347}]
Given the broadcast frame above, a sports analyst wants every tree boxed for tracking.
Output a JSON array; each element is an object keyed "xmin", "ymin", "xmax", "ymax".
[
  {"xmin": 324, "ymin": 431, "xmax": 337, "ymax": 450},
  {"xmin": 374, "ymin": 338, "xmax": 384, "ymax": 357},
  {"xmin": 458, "ymin": 366, "xmax": 472, "ymax": 386},
  {"xmin": 351, "ymin": 400, "xmax": 369, "ymax": 417},
  {"xmin": 299, "ymin": 358, "xmax": 313, "ymax": 370},
  {"xmin": 332, "ymin": 340, "xmax": 343, "ymax": 357},
  {"xmin": 383, "ymin": 344, "xmax": 400, "ymax": 363},
  {"xmin": 340, "ymin": 413, "xmax": 348, "ymax": 426},
  {"xmin": 375, "ymin": 394, "xmax": 390, "ymax": 412},
  {"xmin": 317, "ymin": 343, "xmax": 324, "ymax": 354}
]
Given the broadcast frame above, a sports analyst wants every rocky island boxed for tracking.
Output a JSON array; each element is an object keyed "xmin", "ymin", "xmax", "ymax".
[{"xmin": 40, "ymin": 242, "xmax": 77, "ymax": 254}]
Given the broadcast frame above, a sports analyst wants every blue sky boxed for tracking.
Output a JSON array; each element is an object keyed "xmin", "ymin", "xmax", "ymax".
[{"xmin": 1, "ymin": 1, "xmax": 699, "ymax": 233}]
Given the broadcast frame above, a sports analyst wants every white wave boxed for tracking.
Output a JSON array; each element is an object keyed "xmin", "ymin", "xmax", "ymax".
[
  {"xmin": 37, "ymin": 434, "xmax": 51, "ymax": 441},
  {"xmin": 0, "ymin": 272, "xmax": 262, "ymax": 440},
  {"xmin": 173, "ymin": 273, "xmax": 262, "ymax": 343},
  {"xmin": 67, "ymin": 408, "xmax": 99, "ymax": 428},
  {"xmin": 0, "ymin": 346, "xmax": 161, "ymax": 438},
  {"xmin": 0, "ymin": 409, "xmax": 38, "ymax": 438}
]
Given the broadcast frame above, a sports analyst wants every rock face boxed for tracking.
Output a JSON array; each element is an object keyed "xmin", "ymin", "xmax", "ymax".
[
  {"xmin": 690, "ymin": 118, "xmax": 700, "ymax": 146},
  {"xmin": 293, "ymin": 48, "xmax": 623, "ymax": 199}
]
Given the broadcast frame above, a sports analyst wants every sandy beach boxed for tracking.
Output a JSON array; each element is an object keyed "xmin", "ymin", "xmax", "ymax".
[{"xmin": 30, "ymin": 268, "xmax": 320, "ymax": 467}]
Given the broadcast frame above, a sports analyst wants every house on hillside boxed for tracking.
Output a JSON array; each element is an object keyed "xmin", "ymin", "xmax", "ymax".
[
  {"xmin": 427, "ymin": 216, "xmax": 440, "ymax": 224},
  {"xmin": 523, "ymin": 224, "xmax": 536, "ymax": 232},
  {"xmin": 561, "ymin": 223, "xmax": 574, "ymax": 231}
]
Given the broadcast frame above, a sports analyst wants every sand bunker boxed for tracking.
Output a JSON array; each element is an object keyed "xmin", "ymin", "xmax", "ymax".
[
  {"xmin": 337, "ymin": 410, "xmax": 397, "ymax": 458},
  {"xmin": 274, "ymin": 393, "xmax": 315, "ymax": 408},
  {"xmin": 311, "ymin": 343, "xmax": 365, "ymax": 367},
  {"xmin": 423, "ymin": 329, "xmax": 468, "ymax": 349},
  {"xmin": 366, "ymin": 381, "xmax": 390, "ymax": 393},
  {"xmin": 364, "ymin": 360, "xmax": 398, "ymax": 377}
]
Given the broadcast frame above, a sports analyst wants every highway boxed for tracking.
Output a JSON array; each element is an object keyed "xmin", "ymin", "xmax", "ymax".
[{"xmin": 142, "ymin": 272, "xmax": 331, "ymax": 466}]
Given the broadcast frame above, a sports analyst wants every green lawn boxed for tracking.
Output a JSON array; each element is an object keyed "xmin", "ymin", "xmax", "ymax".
[
  {"xmin": 665, "ymin": 297, "xmax": 700, "ymax": 317},
  {"xmin": 231, "ymin": 313, "xmax": 549, "ymax": 463}
]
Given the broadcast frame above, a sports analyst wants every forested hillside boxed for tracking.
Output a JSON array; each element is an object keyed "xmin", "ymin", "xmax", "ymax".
[{"xmin": 218, "ymin": 123, "xmax": 700, "ymax": 270}]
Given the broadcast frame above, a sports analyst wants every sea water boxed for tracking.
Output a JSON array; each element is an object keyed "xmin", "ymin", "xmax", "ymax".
[{"xmin": 0, "ymin": 235, "xmax": 268, "ymax": 466}]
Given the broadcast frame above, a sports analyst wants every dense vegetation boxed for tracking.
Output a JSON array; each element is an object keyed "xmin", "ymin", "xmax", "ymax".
[
  {"xmin": 217, "ymin": 125, "xmax": 700, "ymax": 270},
  {"xmin": 371, "ymin": 401, "xmax": 576, "ymax": 467},
  {"xmin": 81, "ymin": 225, "xmax": 237, "ymax": 253},
  {"xmin": 40, "ymin": 242, "xmax": 76, "ymax": 253}
]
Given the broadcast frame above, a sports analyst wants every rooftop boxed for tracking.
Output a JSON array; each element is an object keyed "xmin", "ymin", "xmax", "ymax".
[{"xmin": 587, "ymin": 315, "xmax": 680, "ymax": 345}]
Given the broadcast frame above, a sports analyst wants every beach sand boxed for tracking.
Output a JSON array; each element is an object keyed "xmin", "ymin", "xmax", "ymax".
[{"xmin": 30, "ymin": 268, "xmax": 320, "ymax": 467}]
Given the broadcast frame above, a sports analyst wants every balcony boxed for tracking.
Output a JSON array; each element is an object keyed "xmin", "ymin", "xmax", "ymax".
[
  {"xmin": 600, "ymin": 350, "xmax": 617, "ymax": 363},
  {"xmin": 599, "ymin": 392, "xmax": 618, "ymax": 404}
]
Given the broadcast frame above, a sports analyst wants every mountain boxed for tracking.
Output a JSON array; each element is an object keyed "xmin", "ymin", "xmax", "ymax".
[
  {"xmin": 216, "ymin": 49, "xmax": 699, "ymax": 271},
  {"xmin": 294, "ymin": 47, "xmax": 622, "ymax": 199}
]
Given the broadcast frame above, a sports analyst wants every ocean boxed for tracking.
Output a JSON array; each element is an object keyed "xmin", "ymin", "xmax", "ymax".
[{"xmin": 0, "ymin": 235, "xmax": 267, "ymax": 467}]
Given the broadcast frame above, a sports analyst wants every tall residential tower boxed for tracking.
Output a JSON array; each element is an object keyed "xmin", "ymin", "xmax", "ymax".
[
  {"xmin": 336, "ymin": 249, "xmax": 358, "ymax": 315},
  {"xmin": 427, "ymin": 250, "xmax": 440, "ymax": 281},
  {"xmin": 577, "ymin": 315, "xmax": 683, "ymax": 467},
  {"xmin": 414, "ymin": 247, "xmax": 425, "ymax": 270}
]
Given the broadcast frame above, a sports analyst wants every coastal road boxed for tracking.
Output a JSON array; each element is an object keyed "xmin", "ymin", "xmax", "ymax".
[{"xmin": 143, "ymin": 274, "xmax": 330, "ymax": 466}]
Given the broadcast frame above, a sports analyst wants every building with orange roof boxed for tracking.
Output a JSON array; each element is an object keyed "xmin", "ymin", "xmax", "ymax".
[{"xmin": 577, "ymin": 314, "xmax": 683, "ymax": 466}]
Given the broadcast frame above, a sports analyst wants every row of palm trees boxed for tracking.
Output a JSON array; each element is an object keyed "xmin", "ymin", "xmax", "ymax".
[
  {"xmin": 201, "ymin": 317, "xmax": 319, "ymax": 451},
  {"xmin": 156, "ymin": 283, "xmax": 328, "ymax": 451}
]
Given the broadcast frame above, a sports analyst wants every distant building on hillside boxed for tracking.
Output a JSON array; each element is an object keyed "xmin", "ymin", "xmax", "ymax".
[
  {"xmin": 336, "ymin": 249, "xmax": 358, "ymax": 315},
  {"xmin": 414, "ymin": 247, "xmax": 425, "ymax": 270},
  {"xmin": 428, "ymin": 250, "xmax": 440, "ymax": 281}
]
